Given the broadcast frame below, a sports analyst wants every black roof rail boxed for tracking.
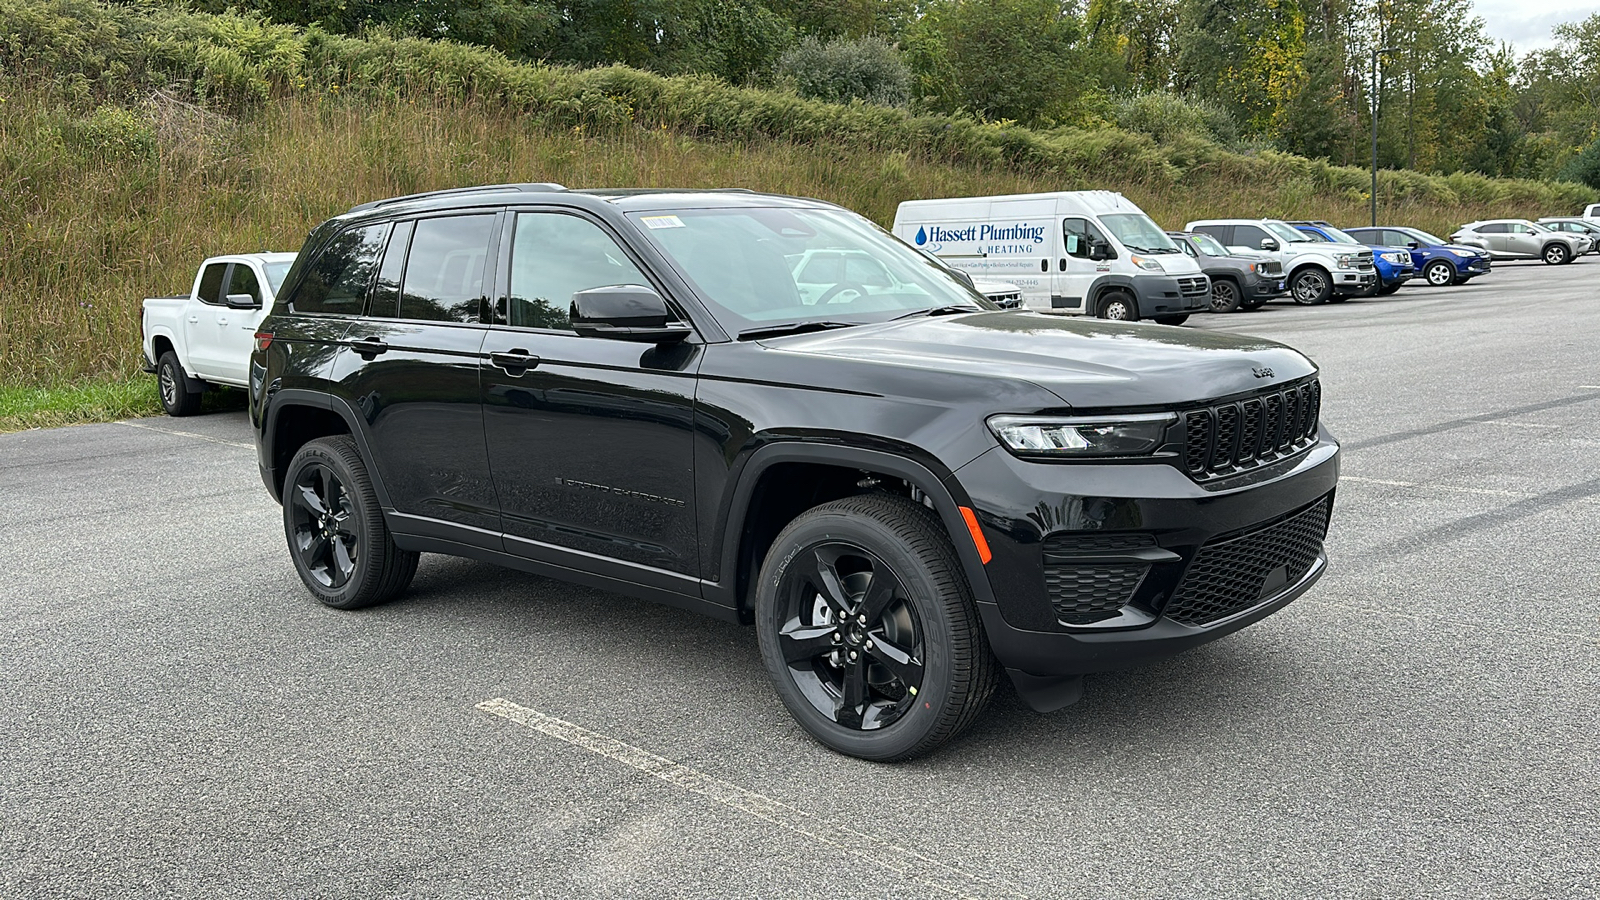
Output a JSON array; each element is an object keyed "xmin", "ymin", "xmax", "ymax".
[{"xmin": 346, "ymin": 182, "xmax": 567, "ymax": 214}]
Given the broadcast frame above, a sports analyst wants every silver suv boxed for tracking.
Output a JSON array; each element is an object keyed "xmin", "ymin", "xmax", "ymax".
[
  {"xmin": 1535, "ymin": 217, "xmax": 1600, "ymax": 254},
  {"xmin": 1452, "ymin": 219, "xmax": 1589, "ymax": 265}
]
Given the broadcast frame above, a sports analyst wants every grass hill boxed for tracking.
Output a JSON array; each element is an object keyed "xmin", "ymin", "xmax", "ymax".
[{"xmin": 1, "ymin": 0, "xmax": 1593, "ymax": 428}]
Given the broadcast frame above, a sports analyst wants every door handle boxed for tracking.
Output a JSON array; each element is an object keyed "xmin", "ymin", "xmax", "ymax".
[
  {"xmin": 350, "ymin": 338, "xmax": 389, "ymax": 360},
  {"xmin": 490, "ymin": 349, "xmax": 540, "ymax": 374},
  {"xmin": 187, "ymin": 316, "xmax": 200, "ymax": 323},
  {"xmin": 1059, "ymin": 258, "xmax": 1067, "ymax": 271},
  {"xmin": 217, "ymin": 316, "xmax": 229, "ymax": 326}
]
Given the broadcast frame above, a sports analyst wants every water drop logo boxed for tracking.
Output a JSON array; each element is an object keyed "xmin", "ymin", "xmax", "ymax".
[{"xmin": 915, "ymin": 226, "xmax": 927, "ymax": 246}]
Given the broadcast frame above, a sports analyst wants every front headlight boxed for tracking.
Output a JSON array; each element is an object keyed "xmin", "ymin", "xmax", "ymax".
[
  {"xmin": 1383, "ymin": 252, "xmax": 1405, "ymax": 263},
  {"xmin": 1129, "ymin": 254, "xmax": 1164, "ymax": 272},
  {"xmin": 1446, "ymin": 248, "xmax": 1474, "ymax": 257},
  {"xmin": 987, "ymin": 413, "xmax": 1176, "ymax": 458}
]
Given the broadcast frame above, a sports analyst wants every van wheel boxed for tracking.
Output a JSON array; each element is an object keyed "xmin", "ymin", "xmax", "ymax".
[
  {"xmin": 1424, "ymin": 260, "xmax": 1456, "ymax": 286},
  {"xmin": 283, "ymin": 436, "xmax": 419, "ymax": 610},
  {"xmin": 1097, "ymin": 291, "xmax": 1139, "ymax": 321},
  {"xmin": 755, "ymin": 494, "xmax": 998, "ymax": 762},
  {"xmin": 1290, "ymin": 269, "xmax": 1331, "ymax": 305},
  {"xmin": 1209, "ymin": 278, "xmax": 1241, "ymax": 313},
  {"xmin": 1543, "ymin": 243, "xmax": 1570, "ymax": 265},
  {"xmin": 156, "ymin": 352, "xmax": 203, "ymax": 417}
]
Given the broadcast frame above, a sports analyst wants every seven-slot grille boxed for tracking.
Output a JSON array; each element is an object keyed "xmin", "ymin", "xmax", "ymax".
[
  {"xmin": 1178, "ymin": 277, "xmax": 1209, "ymax": 297},
  {"xmin": 1163, "ymin": 497, "xmax": 1331, "ymax": 627},
  {"xmin": 1182, "ymin": 379, "xmax": 1320, "ymax": 480}
]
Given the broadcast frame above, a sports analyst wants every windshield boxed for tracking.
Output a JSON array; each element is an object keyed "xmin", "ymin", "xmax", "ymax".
[
  {"xmin": 1406, "ymin": 228, "xmax": 1446, "ymax": 245},
  {"xmin": 1312, "ymin": 225, "xmax": 1362, "ymax": 244},
  {"xmin": 263, "ymin": 262, "xmax": 292, "ymax": 293},
  {"xmin": 1100, "ymin": 213, "xmax": 1179, "ymax": 253},
  {"xmin": 1264, "ymin": 221, "xmax": 1312, "ymax": 243},
  {"xmin": 1190, "ymin": 233, "xmax": 1230, "ymax": 256},
  {"xmin": 630, "ymin": 207, "xmax": 990, "ymax": 334}
]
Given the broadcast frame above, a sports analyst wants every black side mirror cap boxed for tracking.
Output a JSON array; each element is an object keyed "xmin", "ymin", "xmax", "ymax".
[
  {"xmin": 224, "ymin": 292, "xmax": 261, "ymax": 310},
  {"xmin": 570, "ymin": 285, "xmax": 691, "ymax": 343},
  {"xmin": 1088, "ymin": 240, "xmax": 1114, "ymax": 261},
  {"xmin": 1406, "ymin": 241, "xmax": 1420, "ymax": 249}
]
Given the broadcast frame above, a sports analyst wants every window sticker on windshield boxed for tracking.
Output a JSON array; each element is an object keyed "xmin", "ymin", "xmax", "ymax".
[{"xmin": 641, "ymin": 215, "xmax": 685, "ymax": 229}]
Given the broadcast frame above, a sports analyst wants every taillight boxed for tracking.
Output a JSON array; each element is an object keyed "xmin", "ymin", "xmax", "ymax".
[{"xmin": 254, "ymin": 331, "xmax": 273, "ymax": 351}]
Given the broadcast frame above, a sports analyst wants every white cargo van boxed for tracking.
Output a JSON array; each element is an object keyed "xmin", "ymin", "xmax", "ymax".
[{"xmin": 893, "ymin": 191, "xmax": 1209, "ymax": 323}]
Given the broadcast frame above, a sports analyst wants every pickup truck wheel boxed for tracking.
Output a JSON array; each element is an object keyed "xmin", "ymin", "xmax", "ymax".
[
  {"xmin": 1290, "ymin": 269, "xmax": 1331, "ymax": 305},
  {"xmin": 1424, "ymin": 260, "xmax": 1456, "ymax": 286},
  {"xmin": 156, "ymin": 352, "xmax": 202, "ymax": 417},
  {"xmin": 1209, "ymin": 279, "xmax": 1241, "ymax": 313},
  {"xmin": 755, "ymin": 494, "xmax": 997, "ymax": 762},
  {"xmin": 283, "ymin": 436, "xmax": 418, "ymax": 610},
  {"xmin": 1097, "ymin": 291, "xmax": 1139, "ymax": 321}
]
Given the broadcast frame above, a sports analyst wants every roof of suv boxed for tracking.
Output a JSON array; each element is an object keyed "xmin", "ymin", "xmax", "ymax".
[{"xmin": 341, "ymin": 183, "xmax": 833, "ymax": 220}]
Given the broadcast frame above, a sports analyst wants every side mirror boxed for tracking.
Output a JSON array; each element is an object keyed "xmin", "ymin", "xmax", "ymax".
[
  {"xmin": 1406, "ymin": 240, "xmax": 1420, "ymax": 249},
  {"xmin": 570, "ymin": 285, "xmax": 691, "ymax": 343},
  {"xmin": 224, "ymin": 292, "xmax": 261, "ymax": 310},
  {"xmin": 1088, "ymin": 239, "xmax": 1114, "ymax": 261},
  {"xmin": 1259, "ymin": 238, "xmax": 1280, "ymax": 252}
]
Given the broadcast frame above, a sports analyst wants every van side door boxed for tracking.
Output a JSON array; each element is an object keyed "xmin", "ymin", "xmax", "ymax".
[{"xmin": 1056, "ymin": 216, "xmax": 1113, "ymax": 313}]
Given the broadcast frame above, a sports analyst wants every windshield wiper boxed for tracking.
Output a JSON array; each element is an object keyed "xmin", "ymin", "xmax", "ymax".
[
  {"xmin": 738, "ymin": 320, "xmax": 863, "ymax": 340},
  {"xmin": 891, "ymin": 304, "xmax": 984, "ymax": 320}
]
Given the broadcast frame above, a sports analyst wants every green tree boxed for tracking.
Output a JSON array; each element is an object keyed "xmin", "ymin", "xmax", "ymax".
[
  {"xmin": 776, "ymin": 36, "xmax": 911, "ymax": 107},
  {"xmin": 903, "ymin": 0, "xmax": 1090, "ymax": 126}
]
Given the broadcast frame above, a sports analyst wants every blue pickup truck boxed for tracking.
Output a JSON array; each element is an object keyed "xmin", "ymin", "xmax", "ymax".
[
  {"xmin": 1291, "ymin": 221, "xmax": 1414, "ymax": 296},
  {"xmin": 1345, "ymin": 226, "xmax": 1492, "ymax": 287}
]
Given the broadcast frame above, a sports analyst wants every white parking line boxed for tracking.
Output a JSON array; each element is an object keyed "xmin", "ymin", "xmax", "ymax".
[
  {"xmin": 476, "ymin": 697, "xmax": 1023, "ymax": 900},
  {"xmin": 1480, "ymin": 421, "xmax": 1561, "ymax": 429},
  {"xmin": 117, "ymin": 419, "xmax": 253, "ymax": 449}
]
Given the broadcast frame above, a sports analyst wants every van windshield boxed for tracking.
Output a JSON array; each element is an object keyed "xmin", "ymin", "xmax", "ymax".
[
  {"xmin": 630, "ymin": 207, "xmax": 991, "ymax": 334},
  {"xmin": 1100, "ymin": 214, "xmax": 1180, "ymax": 253}
]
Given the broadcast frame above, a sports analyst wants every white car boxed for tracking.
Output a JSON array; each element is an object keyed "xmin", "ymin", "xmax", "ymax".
[
  {"xmin": 142, "ymin": 253, "xmax": 296, "ymax": 416},
  {"xmin": 1451, "ymin": 220, "xmax": 1588, "ymax": 265}
]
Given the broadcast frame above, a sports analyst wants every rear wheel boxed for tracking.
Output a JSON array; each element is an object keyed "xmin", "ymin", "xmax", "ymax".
[
  {"xmin": 283, "ymin": 436, "xmax": 418, "ymax": 610},
  {"xmin": 1290, "ymin": 268, "xmax": 1331, "ymax": 305},
  {"xmin": 755, "ymin": 494, "xmax": 997, "ymax": 762},
  {"xmin": 156, "ymin": 352, "xmax": 202, "ymax": 417},
  {"xmin": 1543, "ymin": 243, "xmax": 1570, "ymax": 265},
  {"xmin": 1208, "ymin": 278, "xmax": 1242, "ymax": 313},
  {"xmin": 1424, "ymin": 260, "xmax": 1456, "ymax": 287},
  {"xmin": 1097, "ymin": 291, "xmax": 1139, "ymax": 321}
]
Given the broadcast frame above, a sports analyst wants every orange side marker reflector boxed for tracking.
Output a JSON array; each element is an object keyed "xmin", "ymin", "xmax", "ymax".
[{"xmin": 958, "ymin": 506, "xmax": 992, "ymax": 564}]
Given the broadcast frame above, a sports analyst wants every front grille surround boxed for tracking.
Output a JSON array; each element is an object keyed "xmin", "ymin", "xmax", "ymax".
[
  {"xmin": 1177, "ymin": 276, "xmax": 1209, "ymax": 297},
  {"xmin": 1163, "ymin": 496, "xmax": 1332, "ymax": 627},
  {"xmin": 1181, "ymin": 379, "xmax": 1320, "ymax": 481}
]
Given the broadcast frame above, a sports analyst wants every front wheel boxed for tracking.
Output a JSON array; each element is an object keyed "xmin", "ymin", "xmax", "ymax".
[
  {"xmin": 1374, "ymin": 283, "xmax": 1401, "ymax": 296},
  {"xmin": 1097, "ymin": 291, "xmax": 1139, "ymax": 321},
  {"xmin": 1209, "ymin": 278, "xmax": 1242, "ymax": 313},
  {"xmin": 755, "ymin": 494, "xmax": 998, "ymax": 762},
  {"xmin": 156, "ymin": 352, "xmax": 203, "ymax": 417},
  {"xmin": 1424, "ymin": 260, "xmax": 1456, "ymax": 286},
  {"xmin": 1290, "ymin": 269, "xmax": 1331, "ymax": 305},
  {"xmin": 1543, "ymin": 243, "xmax": 1570, "ymax": 265},
  {"xmin": 283, "ymin": 436, "xmax": 419, "ymax": 610}
]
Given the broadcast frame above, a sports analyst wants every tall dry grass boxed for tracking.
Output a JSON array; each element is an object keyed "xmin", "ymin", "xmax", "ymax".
[{"xmin": 0, "ymin": 84, "xmax": 1583, "ymax": 388}]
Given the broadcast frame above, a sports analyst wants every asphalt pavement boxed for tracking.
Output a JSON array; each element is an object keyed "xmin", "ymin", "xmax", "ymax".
[{"xmin": 2, "ymin": 260, "xmax": 1597, "ymax": 899}]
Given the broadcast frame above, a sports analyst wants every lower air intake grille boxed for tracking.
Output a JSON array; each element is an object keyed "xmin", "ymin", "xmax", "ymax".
[
  {"xmin": 1042, "ymin": 533, "xmax": 1155, "ymax": 624},
  {"xmin": 1164, "ymin": 497, "xmax": 1331, "ymax": 627}
]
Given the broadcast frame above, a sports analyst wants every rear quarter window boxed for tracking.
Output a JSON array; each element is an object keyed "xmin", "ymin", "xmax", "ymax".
[{"xmin": 288, "ymin": 224, "xmax": 388, "ymax": 316}]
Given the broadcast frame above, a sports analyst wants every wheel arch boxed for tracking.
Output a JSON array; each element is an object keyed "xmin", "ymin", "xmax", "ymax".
[
  {"xmin": 262, "ymin": 391, "xmax": 376, "ymax": 505},
  {"xmin": 713, "ymin": 443, "xmax": 995, "ymax": 619},
  {"xmin": 1086, "ymin": 275, "xmax": 1137, "ymax": 314}
]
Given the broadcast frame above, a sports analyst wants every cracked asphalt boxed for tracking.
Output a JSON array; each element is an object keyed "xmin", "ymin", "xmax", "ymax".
[{"xmin": 2, "ymin": 259, "xmax": 1597, "ymax": 899}]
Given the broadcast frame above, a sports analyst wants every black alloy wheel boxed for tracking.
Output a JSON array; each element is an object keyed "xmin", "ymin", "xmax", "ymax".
[
  {"xmin": 1424, "ymin": 260, "xmax": 1456, "ymax": 287},
  {"xmin": 282, "ymin": 436, "xmax": 418, "ymax": 610},
  {"xmin": 1290, "ymin": 269, "xmax": 1331, "ymax": 305},
  {"xmin": 157, "ymin": 351, "xmax": 202, "ymax": 417},
  {"xmin": 1209, "ymin": 278, "xmax": 1241, "ymax": 313},
  {"xmin": 1097, "ymin": 291, "xmax": 1139, "ymax": 321},
  {"xmin": 755, "ymin": 494, "xmax": 997, "ymax": 761},
  {"xmin": 1543, "ymin": 243, "xmax": 1570, "ymax": 265}
]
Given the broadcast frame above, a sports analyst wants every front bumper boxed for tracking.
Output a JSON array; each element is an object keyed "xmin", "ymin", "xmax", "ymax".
[
  {"xmin": 1333, "ymin": 269, "xmax": 1378, "ymax": 295},
  {"xmin": 1131, "ymin": 273, "xmax": 1211, "ymax": 317},
  {"xmin": 1245, "ymin": 271, "xmax": 1288, "ymax": 297},
  {"xmin": 950, "ymin": 435, "xmax": 1339, "ymax": 677}
]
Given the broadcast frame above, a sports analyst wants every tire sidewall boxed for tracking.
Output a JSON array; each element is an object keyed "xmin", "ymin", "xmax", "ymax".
[
  {"xmin": 755, "ymin": 506, "xmax": 961, "ymax": 761},
  {"xmin": 1291, "ymin": 269, "xmax": 1330, "ymax": 305},
  {"xmin": 1210, "ymin": 279, "xmax": 1240, "ymax": 313},
  {"xmin": 1544, "ymin": 243, "xmax": 1568, "ymax": 265},
  {"xmin": 1098, "ymin": 292, "xmax": 1137, "ymax": 321},
  {"xmin": 157, "ymin": 354, "xmax": 183, "ymax": 415},
  {"xmin": 1425, "ymin": 261, "xmax": 1455, "ymax": 286},
  {"xmin": 283, "ymin": 439, "xmax": 375, "ymax": 608}
]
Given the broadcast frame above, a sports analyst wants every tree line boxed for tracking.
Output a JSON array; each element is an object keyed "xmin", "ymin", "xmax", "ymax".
[{"xmin": 182, "ymin": 0, "xmax": 1600, "ymax": 187}]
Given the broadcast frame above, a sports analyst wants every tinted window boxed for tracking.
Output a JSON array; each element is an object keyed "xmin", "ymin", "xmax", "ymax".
[
  {"xmin": 400, "ymin": 216, "xmax": 494, "ymax": 323},
  {"xmin": 368, "ymin": 221, "xmax": 413, "ymax": 319},
  {"xmin": 196, "ymin": 263, "xmax": 227, "ymax": 305},
  {"xmin": 225, "ymin": 263, "xmax": 261, "ymax": 305},
  {"xmin": 1063, "ymin": 217, "xmax": 1109, "ymax": 258},
  {"xmin": 1192, "ymin": 224, "xmax": 1232, "ymax": 245},
  {"xmin": 508, "ymin": 212, "xmax": 650, "ymax": 331},
  {"xmin": 291, "ymin": 224, "xmax": 388, "ymax": 315},
  {"xmin": 1234, "ymin": 225, "xmax": 1272, "ymax": 249},
  {"xmin": 1476, "ymin": 223, "xmax": 1507, "ymax": 234}
]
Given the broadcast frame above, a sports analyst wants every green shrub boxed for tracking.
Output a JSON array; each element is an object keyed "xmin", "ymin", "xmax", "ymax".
[
  {"xmin": 1558, "ymin": 136, "xmax": 1600, "ymax": 190},
  {"xmin": 1113, "ymin": 92, "xmax": 1240, "ymax": 147},
  {"xmin": 775, "ymin": 35, "xmax": 911, "ymax": 108},
  {"xmin": 61, "ymin": 104, "xmax": 154, "ymax": 161}
]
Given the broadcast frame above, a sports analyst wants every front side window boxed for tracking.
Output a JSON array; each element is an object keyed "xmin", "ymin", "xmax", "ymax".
[
  {"xmin": 226, "ymin": 263, "xmax": 261, "ymax": 305},
  {"xmin": 290, "ymin": 224, "xmax": 387, "ymax": 315},
  {"xmin": 508, "ymin": 212, "xmax": 652, "ymax": 331},
  {"xmin": 196, "ymin": 263, "xmax": 227, "ymax": 305},
  {"xmin": 400, "ymin": 215, "xmax": 495, "ymax": 323},
  {"xmin": 1234, "ymin": 225, "xmax": 1271, "ymax": 249},
  {"xmin": 1063, "ymin": 217, "xmax": 1110, "ymax": 258}
]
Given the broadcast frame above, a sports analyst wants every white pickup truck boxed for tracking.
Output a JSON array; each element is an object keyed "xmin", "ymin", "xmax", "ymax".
[{"xmin": 141, "ymin": 253, "xmax": 296, "ymax": 416}]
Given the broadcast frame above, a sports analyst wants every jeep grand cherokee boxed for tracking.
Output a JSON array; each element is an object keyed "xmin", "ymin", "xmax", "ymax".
[{"xmin": 250, "ymin": 184, "xmax": 1339, "ymax": 761}]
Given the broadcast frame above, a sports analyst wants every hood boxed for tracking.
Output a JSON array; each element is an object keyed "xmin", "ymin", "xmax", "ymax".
[
  {"xmin": 1443, "ymin": 243, "xmax": 1487, "ymax": 255},
  {"xmin": 763, "ymin": 311, "xmax": 1317, "ymax": 409}
]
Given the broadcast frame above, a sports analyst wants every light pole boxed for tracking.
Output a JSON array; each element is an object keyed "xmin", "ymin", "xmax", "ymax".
[{"xmin": 1370, "ymin": 46, "xmax": 1399, "ymax": 227}]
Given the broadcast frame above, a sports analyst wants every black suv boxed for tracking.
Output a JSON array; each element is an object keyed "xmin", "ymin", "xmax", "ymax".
[{"xmin": 251, "ymin": 184, "xmax": 1339, "ymax": 761}]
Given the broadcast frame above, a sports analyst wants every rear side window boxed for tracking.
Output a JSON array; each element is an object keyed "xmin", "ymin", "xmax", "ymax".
[
  {"xmin": 225, "ymin": 264, "xmax": 261, "ymax": 305},
  {"xmin": 400, "ymin": 215, "xmax": 495, "ymax": 323},
  {"xmin": 290, "ymin": 224, "xmax": 388, "ymax": 315},
  {"xmin": 1476, "ymin": 223, "xmax": 1506, "ymax": 234},
  {"xmin": 1192, "ymin": 224, "xmax": 1231, "ymax": 245},
  {"xmin": 196, "ymin": 263, "xmax": 227, "ymax": 305}
]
